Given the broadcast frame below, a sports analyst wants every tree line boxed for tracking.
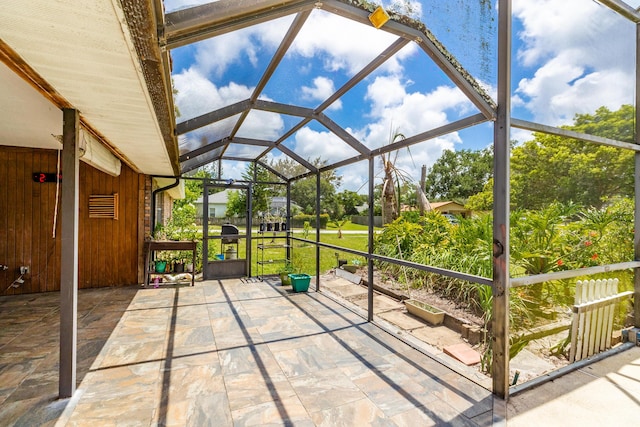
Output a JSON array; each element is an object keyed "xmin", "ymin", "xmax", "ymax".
[{"xmin": 180, "ymin": 104, "xmax": 635, "ymax": 221}]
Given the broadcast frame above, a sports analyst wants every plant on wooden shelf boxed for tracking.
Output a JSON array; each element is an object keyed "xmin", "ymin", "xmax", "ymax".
[
  {"xmin": 153, "ymin": 250, "xmax": 173, "ymax": 273},
  {"xmin": 172, "ymin": 251, "xmax": 188, "ymax": 273},
  {"xmin": 152, "ymin": 223, "xmax": 167, "ymax": 241}
]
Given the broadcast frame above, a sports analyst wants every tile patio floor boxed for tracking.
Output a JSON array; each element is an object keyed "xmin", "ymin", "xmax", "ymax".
[{"xmin": 0, "ymin": 279, "xmax": 495, "ymax": 426}]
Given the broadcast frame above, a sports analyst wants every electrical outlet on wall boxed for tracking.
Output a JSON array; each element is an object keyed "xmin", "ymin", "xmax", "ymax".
[{"xmin": 20, "ymin": 266, "xmax": 29, "ymax": 275}]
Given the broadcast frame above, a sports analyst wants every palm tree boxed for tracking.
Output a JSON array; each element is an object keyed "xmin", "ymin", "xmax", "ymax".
[
  {"xmin": 417, "ymin": 164, "xmax": 432, "ymax": 215},
  {"xmin": 380, "ymin": 129, "xmax": 409, "ymax": 224}
]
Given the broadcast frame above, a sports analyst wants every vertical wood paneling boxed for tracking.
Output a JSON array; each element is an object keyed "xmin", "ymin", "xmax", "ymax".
[
  {"xmin": 109, "ymin": 167, "xmax": 118, "ymax": 285},
  {"xmin": 0, "ymin": 149, "xmax": 9, "ymax": 291},
  {"xmin": 0, "ymin": 147, "xmax": 144, "ymax": 294},
  {"xmin": 121, "ymin": 170, "xmax": 130, "ymax": 284},
  {"xmin": 31, "ymin": 151, "xmax": 42, "ymax": 292},
  {"xmin": 23, "ymin": 153, "xmax": 33, "ymax": 286},
  {"xmin": 83, "ymin": 161, "xmax": 94, "ymax": 287},
  {"xmin": 45, "ymin": 152, "xmax": 55, "ymax": 292},
  {"xmin": 15, "ymin": 152, "xmax": 24, "ymax": 281},
  {"xmin": 7, "ymin": 150, "xmax": 18, "ymax": 294},
  {"xmin": 137, "ymin": 175, "xmax": 147, "ymax": 284},
  {"xmin": 51, "ymin": 152, "xmax": 62, "ymax": 293},
  {"xmin": 78, "ymin": 163, "xmax": 87, "ymax": 288},
  {"xmin": 36, "ymin": 150, "xmax": 48, "ymax": 293}
]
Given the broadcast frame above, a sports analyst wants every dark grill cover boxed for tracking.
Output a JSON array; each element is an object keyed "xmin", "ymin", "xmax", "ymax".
[{"xmin": 221, "ymin": 224, "xmax": 239, "ymax": 243}]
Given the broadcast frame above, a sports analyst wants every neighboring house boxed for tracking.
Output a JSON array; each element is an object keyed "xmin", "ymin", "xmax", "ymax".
[
  {"xmin": 429, "ymin": 201, "xmax": 470, "ymax": 218},
  {"xmin": 194, "ymin": 189, "xmax": 232, "ymax": 220},
  {"xmin": 268, "ymin": 197, "xmax": 302, "ymax": 216},
  {"xmin": 193, "ymin": 191, "xmax": 299, "ymax": 222},
  {"xmin": 270, "ymin": 196, "xmax": 287, "ymax": 215}
]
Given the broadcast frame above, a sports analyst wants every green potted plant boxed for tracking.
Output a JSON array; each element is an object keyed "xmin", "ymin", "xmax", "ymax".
[
  {"xmin": 290, "ymin": 273, "xmax": 311, "ymax": 292},
  {"xmin": 279, "ymin": 261, "xmax": 295, "ymax": 286},
  {"xmin": 154, "ymin": 251, "xmax": 171, "ymax": 273},
  {"xmin": 173, "ymin": 251, "xmax": 186, "ymax": 273}
]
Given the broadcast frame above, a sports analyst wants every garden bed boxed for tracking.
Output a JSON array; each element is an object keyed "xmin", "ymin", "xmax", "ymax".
[
  {"xmin": 361, "ymin": 267, "xmax": 484, "ymax": 328},
  {"xmin": 352, "ymin": 266, "xmax": 580, "ymax": 381}
]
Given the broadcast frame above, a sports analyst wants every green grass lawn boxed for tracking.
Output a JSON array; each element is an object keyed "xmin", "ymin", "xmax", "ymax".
[
  {"xmin": 251, "ymin": 231, "xmax": 369, "ymax": 276},
  {"xmin": 205, "ymin": 225, "xmax": 372, "ymax": 277},
  {"xmin": 325, "ymin": 220, "xmax": 380, "ymax": 231}
]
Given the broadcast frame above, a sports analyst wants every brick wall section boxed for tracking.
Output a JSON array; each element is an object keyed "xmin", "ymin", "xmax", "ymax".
[{"xmin": 143, "ymin": 175, "xmax": 152, "ymax": 239}]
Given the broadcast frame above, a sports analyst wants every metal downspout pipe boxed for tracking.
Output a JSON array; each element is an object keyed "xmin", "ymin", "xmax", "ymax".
[{"xmin": 151, "ymin": 178, "xmax": 180, "ymax": 230}]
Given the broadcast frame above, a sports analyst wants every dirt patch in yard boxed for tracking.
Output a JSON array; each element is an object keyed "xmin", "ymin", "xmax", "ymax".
[
  {"xmin": 344, "ymin": 266, "xmax": 577, "ymax": 383},
  {"xmin": 359, "ymin": 267, "xmax": 485, "ymax": 328}
]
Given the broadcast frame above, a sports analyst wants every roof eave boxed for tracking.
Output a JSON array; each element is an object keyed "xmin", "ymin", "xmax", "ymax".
[{"xmin": 122, "ymin": 0, "xmax": 181, "ymax": 176}]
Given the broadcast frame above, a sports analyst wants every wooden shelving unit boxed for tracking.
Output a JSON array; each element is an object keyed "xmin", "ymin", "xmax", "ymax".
[{"xmin": 144, "ymin": 240, "xmax": 197, "ymax": 286}]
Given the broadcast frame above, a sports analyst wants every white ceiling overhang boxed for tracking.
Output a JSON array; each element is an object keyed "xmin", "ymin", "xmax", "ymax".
[{"xmin": 0, "ymin": 0, "xmax": 179, "ymax": 176}]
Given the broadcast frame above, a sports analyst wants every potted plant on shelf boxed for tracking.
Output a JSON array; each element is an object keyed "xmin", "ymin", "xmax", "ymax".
[
  {"xmin": 279, "ymin": 261, "xmax": 295, "ymax": 286},
  {"xmin": 173, "ymin": 251, "xmax": 187, "ymax": 273},
  {"xmin": 154, "ymin": 251, "xmax": 171, "ymax": 273},
  {"xmin": 152, "ymin": 223, "xmax": 167, "ymax": 241}
]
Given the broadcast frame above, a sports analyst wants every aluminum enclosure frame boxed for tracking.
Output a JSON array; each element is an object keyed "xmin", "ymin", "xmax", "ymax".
[{"xmin": 158, "ymin": 0, "xmax": 640, "ymax": 401}]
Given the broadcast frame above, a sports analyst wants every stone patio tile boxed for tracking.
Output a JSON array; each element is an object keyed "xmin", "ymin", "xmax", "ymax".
[
  {"xmin": 289, "ymin": 368, "xmax": 366, "ymax": 414},
  {"xmin": 309, "ymin": 397, "xmax": 391, "ymax": 427},
  {"xmin": 0, "ymin": 280, "xmax": 507, "ymax": 426},
  {"xmin": 391, "ymin": 400, "xmax": 480, "ymax": 427},
  {"xmin": 224, "ymin": 371, "xmax": 296, "ymax": 412},
  {"xmin": 410, "ymin": 325, "xmax": 465, "ymax": 349},
  {"xmin": 217, "ymin": 344, "xmax": 281, "ymax": 376},
  {"xmin": 271, "ymin": 344, "xmax": 337, "ymax": 378},
  {"xmin": 230, "ymin": 395, "xmax": 314, "ymax": 426},
  {"xmin": 378, "ymin": 309, "xmax": 427, "ymax": 330}
]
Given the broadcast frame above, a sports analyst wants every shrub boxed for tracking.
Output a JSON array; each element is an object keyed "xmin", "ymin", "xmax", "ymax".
[{"xmin": 291, "ymin": 213, "xmax": 330, "ymax": 229}]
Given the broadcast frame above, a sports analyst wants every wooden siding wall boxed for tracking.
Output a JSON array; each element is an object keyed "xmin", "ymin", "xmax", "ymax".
[{"xmin": 0, "ymin": 147, "xmax": 145, "ymax": 294}]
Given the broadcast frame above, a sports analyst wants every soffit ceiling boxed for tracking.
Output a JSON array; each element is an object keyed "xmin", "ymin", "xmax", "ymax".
[
  {"xmin": 0, "ymin": 0, "xmax": 178, "ymax": 175},
  {"xmin": 163, "ymin": 0, "xmax": 496, "ymax": 180}
]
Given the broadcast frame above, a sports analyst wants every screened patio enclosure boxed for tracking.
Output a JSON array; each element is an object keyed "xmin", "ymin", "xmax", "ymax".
[
  {"xmin": 1, "ymin": 0, "xmax": 639, "ymax": 404},
  {"xmin": 157, "ymin": 0, "xmax": 640, "ymax": 399}
]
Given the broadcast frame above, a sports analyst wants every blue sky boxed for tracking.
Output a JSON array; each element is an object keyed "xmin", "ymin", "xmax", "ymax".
[{"xmin": 165, "ymin": 0, "xmax": 638, "ymax": 192}]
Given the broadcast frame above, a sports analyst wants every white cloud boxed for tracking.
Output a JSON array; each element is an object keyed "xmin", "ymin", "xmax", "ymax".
[
  {"xmin": 163, "ymin": 0, "xmax": 210, "ymax": 13},
  {"xmin": 290, "ymin": 126, "xmax": 359, "ymax": 164},
  {"xmin": 301, "ymin": 77, "xmax": 342, "ymax": 110},
  {"xmin": 323, "ymin": 77, "xmax": 470, "ymax": 193},
  {"xmin": 513, "ymin": 0, "xmax": 635, "ymax": 125},
  {"xmin": 333, "ymin": 133, "xmax": 456, "ymax": 194},
  {"xmin": 173, "ymin": 67, "xmax": 252, "ymax": 121},
  {"xmin": 235, "ymin": 110, "xmax": 284, "ymax": 140},
  {"xmin": 174, "ymin": 68, "xmax": 283, "ymax": 153},
  {"xmin": 364, "ymin": 75, "xmax": 471, "ymax": 148},
  {"xmin": 290, "ymin": 10, "xmax": 416, "ymax": 76},
  {"xmin": 190, "ymin": 17, "xmax": 292, "ymax": 78}
]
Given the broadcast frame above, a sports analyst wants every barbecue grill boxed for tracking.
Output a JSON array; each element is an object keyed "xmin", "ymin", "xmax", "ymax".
[{"xmin": 221, "ymin": 224, "xmax": 239, "ymax": 244}]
